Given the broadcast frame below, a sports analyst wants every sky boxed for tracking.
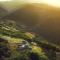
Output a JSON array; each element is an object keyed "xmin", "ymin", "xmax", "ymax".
[
  {"xmin": 0, "ymin": 0, "xmax": 60, "ymax": 8},
  {"xmin": 0, "ymin": 0, "xmax": 60, "ymax": 7},
  {"xmin": 0, "ymin": 0, "xmax": 60, "ymax": 11}
]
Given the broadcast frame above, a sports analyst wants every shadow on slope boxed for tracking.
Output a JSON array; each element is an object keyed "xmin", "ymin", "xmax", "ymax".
[{"xmin": 2, "ymin": 3, "xmax": 60, "ymax": 45}]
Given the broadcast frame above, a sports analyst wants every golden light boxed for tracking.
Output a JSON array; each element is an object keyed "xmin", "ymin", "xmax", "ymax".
[
  {"xmin": 27, "ymin": 0, "xmax": 60, "ymax": 7},
  {"xmin": 41, "ymin": 0, "xmax": 60, "ymax": 7},
  {"xmin": 0, "ymin": 0, "xmax": 11, "ymax": 1},
  {"xmin": 1, "ymin": 0, "xmax": 60, "ymax": 8}
]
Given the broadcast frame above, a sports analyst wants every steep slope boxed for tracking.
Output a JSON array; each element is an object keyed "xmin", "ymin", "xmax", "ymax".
[
  {"xmin": 0, "ymin": 20, "xmax": 48, "ymax": 60},
  {"xmin": 0, "ymin": 20, "xmax": 60, "ymax": 60},
  {"xmin": 3, "ymin": 4, "xmax": 60, "ymax": 44}
]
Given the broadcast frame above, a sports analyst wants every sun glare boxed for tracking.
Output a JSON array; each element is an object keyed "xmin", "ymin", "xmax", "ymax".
[
  {"xmin": 0, "ymin": 0, "xmax": 60, "ymax": 7},
  {"xmin": 28, "ymin": 0, "xmax": 60, "ymax": 7},
  {"xmin": 41, "ymin": 0, "xmax": 60, "ymax": 7},
  {"xmin": 0, "ymin": 0, "xmax": 11, "ymax": 1}
]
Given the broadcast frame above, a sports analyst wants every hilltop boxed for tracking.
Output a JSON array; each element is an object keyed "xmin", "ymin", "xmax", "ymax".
[{"xmin": 2, "ymin": 3, "xmax": 60, "ymax": 44}]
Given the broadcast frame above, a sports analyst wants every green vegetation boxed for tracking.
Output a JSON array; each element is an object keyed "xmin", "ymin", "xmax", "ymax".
[{"xmin": 0, "ymin": 20, "xmax": 60, "ymax": 60}]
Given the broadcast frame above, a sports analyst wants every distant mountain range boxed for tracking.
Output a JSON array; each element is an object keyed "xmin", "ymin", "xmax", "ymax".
[{"xmin": 2, "ymin": 3, "xmax": 60, "ymax": 45}]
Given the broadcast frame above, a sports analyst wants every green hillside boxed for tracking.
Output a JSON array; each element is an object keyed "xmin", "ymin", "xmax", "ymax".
[
  {"xmin": 4, "ymin": 4, "xmax": 60, "ymax": 45},
  {"xmin": 0, "ymin": 20, "xmax": 60, "ymax": 60}
]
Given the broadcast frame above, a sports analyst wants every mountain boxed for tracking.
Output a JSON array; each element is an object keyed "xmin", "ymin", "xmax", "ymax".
[
  {"xmin": 3, "ymin": 3, "xmax": 60, "ymax": 44},
  {"xmin": 0, "ymin": 20, "xmax": 60, "ymax": 60}
]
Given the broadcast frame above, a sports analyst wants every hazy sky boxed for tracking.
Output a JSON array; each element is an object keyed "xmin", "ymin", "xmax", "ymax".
[
  {"xmin": 0, "ymin": 0, "xmax": 60, "ymax": 11},
  {"xmin": 25, "ymin": 0, "xmax": 60, "ymax": 7},
  {"xmin": 0, "ymin": 0, "xmax": 60, "ymax": 8},
  {"xmin": 0, "ymin": 0, "xmax": 60, "ymax": 7}
]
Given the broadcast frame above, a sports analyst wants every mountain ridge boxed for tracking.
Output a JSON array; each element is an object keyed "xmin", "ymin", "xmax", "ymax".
[{"xmin": 2, "ymin": 3, "xmax": 60, "ymax": 45}]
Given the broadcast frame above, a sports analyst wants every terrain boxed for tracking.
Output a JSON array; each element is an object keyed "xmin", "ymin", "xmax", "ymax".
[
  {"xmin": 0, "ymin": 3, "xmax": 60, "ymax": 60},
  {"xmin": 0, "ymin": 20, "xmax": 60, "ymax": 60},
  {"xmin": 3, "ymin": 3, "xmax": 60, "ymax": 45}
]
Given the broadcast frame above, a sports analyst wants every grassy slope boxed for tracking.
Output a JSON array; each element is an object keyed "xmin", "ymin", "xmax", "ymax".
[
  {"xmin": 0, "ymin": 32, "xmax": 48, "ymax": 60},
  {"xmin": 0, "ymin": 20, "xmax": 60, "ymax": 60},
  {"xmin": 4, "ymin": 3, "xmax": 60, "ymax": 44}
]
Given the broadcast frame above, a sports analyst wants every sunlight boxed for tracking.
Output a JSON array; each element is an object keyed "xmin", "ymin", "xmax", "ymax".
[
  {"xmin": 40, "ymin": 0, "xmax": 60, "ymax": 7},
  {"xmin": 27, "ymin": 0, "xmax": 60, "ymax": 7},
  {"xmin": 0, "ymin": 0, "xmax": 11, "ymax": 1},
  {"xmin": 1, "ymin": 0, "xmax": 60, "ymax": 7}
]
